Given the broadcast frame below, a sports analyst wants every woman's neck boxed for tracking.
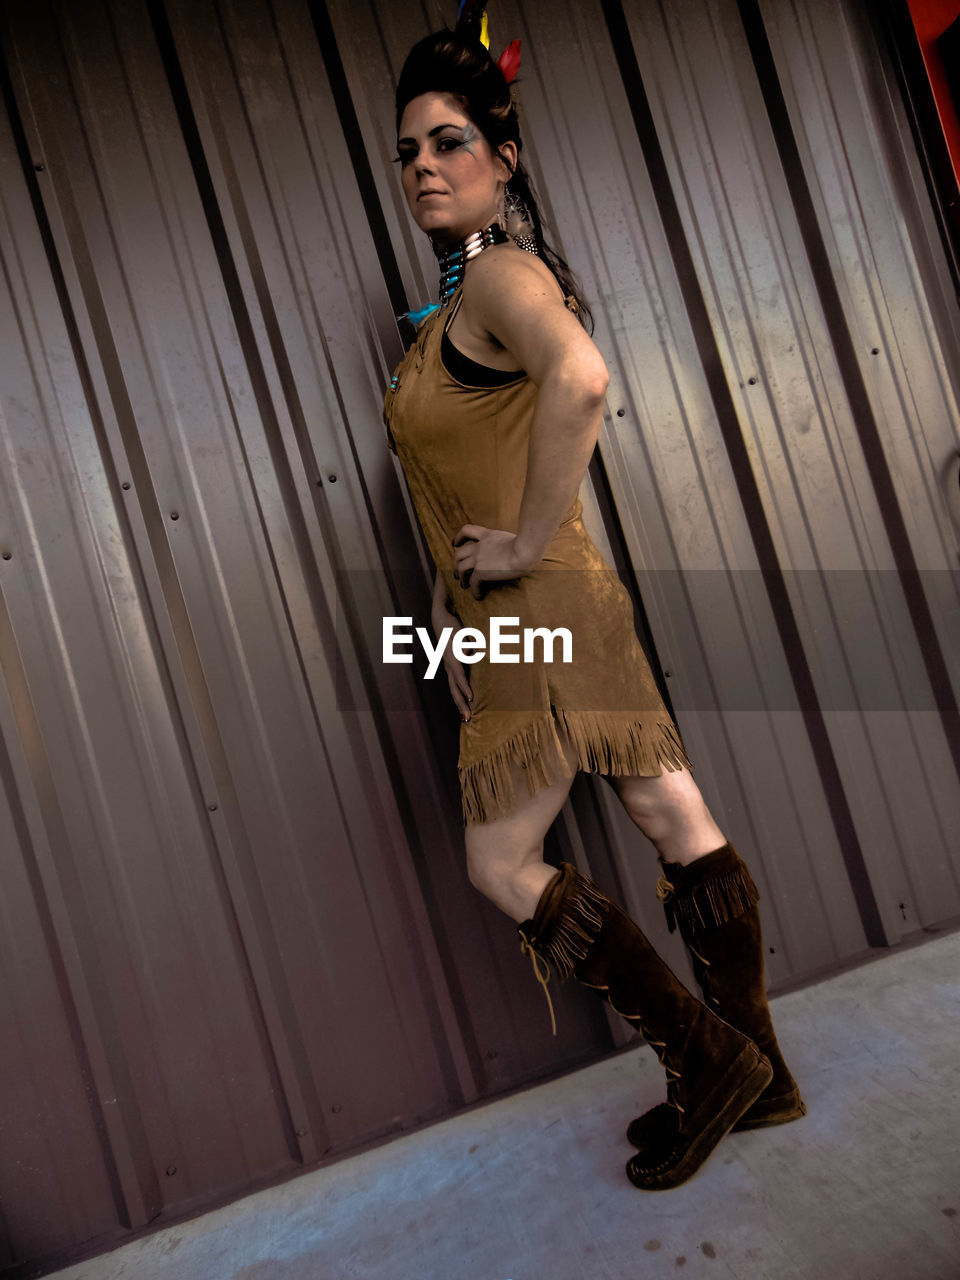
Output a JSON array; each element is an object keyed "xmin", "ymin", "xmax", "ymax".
[{"xmin": 432, "ymin": 221, "xmax": 509, "ymax": 302}]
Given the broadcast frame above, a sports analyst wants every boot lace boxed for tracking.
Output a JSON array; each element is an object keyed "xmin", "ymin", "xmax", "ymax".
[
  {"xmin": 655, "ymin": 874, "xmax": 675, "ymax": 903},
  {"xmin": 519, "ymin": 933, "xmax": 557, "ymax": 1036}
]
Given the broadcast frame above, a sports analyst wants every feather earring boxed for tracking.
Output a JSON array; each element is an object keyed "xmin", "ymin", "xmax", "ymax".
[{"xmin": 499, "ymin": 186, "xmax": 538, "ymax": 255}]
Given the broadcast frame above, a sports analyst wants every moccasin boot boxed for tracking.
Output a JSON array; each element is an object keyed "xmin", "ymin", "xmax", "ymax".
[
  {"xmin": 626, "ymin": 842, "xmax": 806, "ymax": 1152},
  {"xmin": 517, "ymin": 861, "xmax": 772, "ymax": 1190}
]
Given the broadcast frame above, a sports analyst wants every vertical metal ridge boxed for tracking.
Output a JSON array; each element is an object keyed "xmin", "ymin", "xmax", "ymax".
[
  {"xmin": 600, "ymin": 0, "xmax": 886, "ymax": 946},
  {"xmin": 0, "ymin": 584, "xmax": 161, "ymax": 1231},
  {"xmin": 737, "ymin": 0, "xmax": 960, "ymax": 787},
  {"xmin": 306, "ymin": 0, "xmax": 410, "ymax": 328}
]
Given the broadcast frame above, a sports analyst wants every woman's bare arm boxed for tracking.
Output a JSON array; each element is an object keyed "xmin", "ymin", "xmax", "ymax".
[{"xmin": 451, "ymin": 247, "xmax": 609, "ymax": 593}]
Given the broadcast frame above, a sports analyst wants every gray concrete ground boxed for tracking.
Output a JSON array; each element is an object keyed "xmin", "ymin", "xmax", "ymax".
[{"xmin": 49, "ymin": 930, "xmax": 960, "ymax": 1280}]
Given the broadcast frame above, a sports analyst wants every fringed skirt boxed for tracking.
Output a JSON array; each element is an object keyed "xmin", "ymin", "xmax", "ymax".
[{"xmin": 452, "ymin": 518, "xmax": 692, "ymax": 825}]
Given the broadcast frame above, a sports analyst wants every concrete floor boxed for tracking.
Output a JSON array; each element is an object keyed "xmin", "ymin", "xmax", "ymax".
[{"xmin": 49, "ymin": 930, "xmax": 960, "ymax": 1280}]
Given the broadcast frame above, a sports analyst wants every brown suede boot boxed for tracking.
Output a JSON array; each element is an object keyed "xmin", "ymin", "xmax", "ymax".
[
  {"xmin": 625, "ymin": 843, "xmax": 806, "ymax": 1152},
  {"xmin": 517, "ymin": 861, "xmax": 772, "ymax": 1190}
]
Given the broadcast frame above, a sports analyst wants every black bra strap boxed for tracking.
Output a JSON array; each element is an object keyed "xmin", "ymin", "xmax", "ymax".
[{"xmin": 442, "ymin": 285, "xmax": 526, "ymax": 386}]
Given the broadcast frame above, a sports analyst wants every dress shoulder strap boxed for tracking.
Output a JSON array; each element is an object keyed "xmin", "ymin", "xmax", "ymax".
[{"xmin": 443, "ymin": 286, "xmax": 466, "ymax": 335}]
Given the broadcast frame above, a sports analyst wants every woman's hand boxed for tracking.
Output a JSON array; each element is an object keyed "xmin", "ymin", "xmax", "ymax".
[
  {"xmin": 452, "ymin": 525, "xmax": 540, "ymax": 599},
  {"xmin": 431, "ymin": 600, "xmax": 474, "ymax": 721}
]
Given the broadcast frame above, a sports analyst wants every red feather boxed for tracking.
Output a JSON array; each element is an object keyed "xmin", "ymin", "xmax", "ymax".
[{"xmin": 496, "ymin": 38, "xmax": 522, "ymax": 84}]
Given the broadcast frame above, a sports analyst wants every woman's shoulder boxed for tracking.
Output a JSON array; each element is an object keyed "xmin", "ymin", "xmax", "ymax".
[{"xmin": 462, "ymin": 241, "xmax": 566, "ymax": 302}]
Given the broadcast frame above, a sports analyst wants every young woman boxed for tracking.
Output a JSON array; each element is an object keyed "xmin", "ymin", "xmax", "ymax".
[{"xmin": 382, "ymin": 16, "xmax": 804, "ymax": 1191}]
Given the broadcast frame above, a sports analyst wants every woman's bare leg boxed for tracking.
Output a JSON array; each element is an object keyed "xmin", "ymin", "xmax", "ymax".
[
  {"xmin": 606, "ymin": 767, "xmax": 725, "ymax": 865},
  {"xmin": 464, "ymin": 731, "xmax": 581, "ymax": 921}
]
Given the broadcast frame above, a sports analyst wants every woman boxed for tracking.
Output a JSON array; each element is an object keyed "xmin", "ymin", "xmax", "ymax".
[{"xmin": 382, "ymin": 15, "xmax": 804, "ymax": 1191}]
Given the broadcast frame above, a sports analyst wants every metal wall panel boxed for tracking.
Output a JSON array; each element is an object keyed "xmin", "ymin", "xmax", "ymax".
[
  {"xmin": 603, "ymin": 0, "xmax": 960, "ymax": 944},
  {"xmin": 756, "ymin": 0, "xmax": 960, "ymax": 927},
  {"xmin": 0, "ymin": 0, "xmax": 958, "ymax": 1272}
]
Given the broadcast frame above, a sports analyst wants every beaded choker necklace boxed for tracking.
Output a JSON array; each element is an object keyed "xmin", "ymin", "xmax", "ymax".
[
  {"xmin": 434, "ymin": 221, "xmax": 510, "ymax": 303},
  {"xmin": 397, "ymin": 220, "xmax": 537, "ymax": 327}
]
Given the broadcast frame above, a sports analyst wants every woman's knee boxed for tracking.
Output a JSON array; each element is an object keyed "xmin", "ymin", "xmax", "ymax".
[
  {"xmin": 612, "ymin": 766, "xmax": 705, "ymax": 830},
  {"xmin": 463, "ymin": 758, "xmax": 575, "ymax": 898},
  {"xmin": 464, "ymin": 839, "xmax": 538, "ymax": 900}
]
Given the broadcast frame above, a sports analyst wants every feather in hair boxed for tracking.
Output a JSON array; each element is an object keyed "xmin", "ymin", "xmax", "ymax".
[
  {"xmin": 455, "ymin": 0, "xmax": 486, "ymax": 42},
  {"xmin": 497, "ymin": 38, "xmax": 522, "ymax": 84}
]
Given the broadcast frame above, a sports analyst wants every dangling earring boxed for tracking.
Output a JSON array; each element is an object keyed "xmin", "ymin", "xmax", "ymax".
[{"xmin": 499, "ymin": 183, "xmax": 538, "ymax": 255}]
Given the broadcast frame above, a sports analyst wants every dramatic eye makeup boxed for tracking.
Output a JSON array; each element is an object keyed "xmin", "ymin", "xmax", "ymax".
[{"xmin": 393, "ymin": 121, "xmax": 467, "ymax": 165}]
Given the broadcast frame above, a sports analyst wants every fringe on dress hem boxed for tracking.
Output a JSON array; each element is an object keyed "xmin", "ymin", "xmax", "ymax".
[{"xmin": 459, "ymin": 708, "xmax": 693, "ymax": 826}]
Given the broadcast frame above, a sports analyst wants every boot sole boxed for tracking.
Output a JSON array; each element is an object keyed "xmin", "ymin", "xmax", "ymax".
[
  {"xmin": 625, "ymin": 1044, "xmax": 773, "ymax": 1191},
  {"xmin": 730, "ymin": 1088, "xmax": 806, "ymax": 1132},
  {"xmin": 627, "ymin": 1086, "xmax": 806, "ymax": 1146}
]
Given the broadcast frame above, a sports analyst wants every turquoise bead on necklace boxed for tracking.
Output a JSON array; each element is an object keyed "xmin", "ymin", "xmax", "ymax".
[
  {"xmin": 437, "ymin": 221, "xmax": 510, "ymax": 301},
  {"xmin": 396, "ymin": 220, "xmax": 512, "ymax": 327}
]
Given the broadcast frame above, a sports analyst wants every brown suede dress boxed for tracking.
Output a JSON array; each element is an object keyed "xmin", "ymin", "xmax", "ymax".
[{"xmin": 382, "ymin": 281, "xmax": 691, "ymax": 825}]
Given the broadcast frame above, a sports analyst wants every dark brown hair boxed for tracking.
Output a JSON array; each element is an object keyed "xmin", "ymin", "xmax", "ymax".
[{"xmin": 395, "ymin": 28, "xmax": 594, "ymax": 334}]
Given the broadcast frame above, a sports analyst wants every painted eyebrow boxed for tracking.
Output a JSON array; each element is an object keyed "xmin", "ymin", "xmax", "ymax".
[{"xmin": 396, "ymin": 123, "xmax": 465, "ymax": 146}]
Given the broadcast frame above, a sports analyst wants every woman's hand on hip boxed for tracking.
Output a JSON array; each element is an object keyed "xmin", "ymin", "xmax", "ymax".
[{"xmin": 452, "ymin": 524, "xmax": 539, "ymax": 599}]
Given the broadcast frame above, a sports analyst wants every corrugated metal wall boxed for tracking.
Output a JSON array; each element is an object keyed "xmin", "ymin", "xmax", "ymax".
[{"xmin": 0, "ymin": 0, "xmax": 957, "ymax": 1271}]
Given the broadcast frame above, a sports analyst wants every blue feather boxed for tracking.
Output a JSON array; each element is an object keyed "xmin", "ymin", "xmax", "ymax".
[{"xmin": 399, "ymin": 303, "xmax": 440, "ymax": 326}]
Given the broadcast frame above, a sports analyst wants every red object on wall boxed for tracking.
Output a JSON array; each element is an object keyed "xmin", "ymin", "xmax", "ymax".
[{"xmin": 906, "ymin": 0, "xmax": 960, "ymax": 183}]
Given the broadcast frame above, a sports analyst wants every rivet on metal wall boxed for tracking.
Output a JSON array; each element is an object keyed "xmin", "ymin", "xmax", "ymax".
[
  {"xmin": 871, "ymin": 347, "xmax": 879, "ymax": 354},
  {"xmin": 616, "ymin": 408, "xmax": 625, "ymax": 417},
  {"xmin": 208, "ymin": 802, "xmax": 218, "ymax": 811},
  {"xmin": 33, "ymin": 161, "xmax": 44, "ymax": 171},
  {"xmin": 2, "ymin": 552, "xmax": 11, "ymax": 560},
  {"xmin": 327, "ymin": 474, "xmax": 337, "ymax": 483},
  {"xmin": 165, "ymin": 1165, "xmax": 177, "ymax": 1176},
  {"xmin": 121, "ymin": 481, "xmax": 130, "ymax": 490},
  {"xmin": 664, "ymin": 670, "xmax": 673, "ymax": 677},
  {"xmin": 748, "ymin": 376, "xmax": 758, "ymax": 385},
  {"xmin": 170, "ymin": 511, "xmax": 179, "ymax": 520},
  {"xmin": 296, "ymin": 1127, "xmax": 308, "ymax": 1136},
  {"xmin": 331, "ymin": 1103, "xmax": 342, "ymax": 1113}
]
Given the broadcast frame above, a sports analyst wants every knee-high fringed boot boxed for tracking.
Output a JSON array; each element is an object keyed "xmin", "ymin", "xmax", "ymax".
[
  {"xmin": 626, "ymin": 842, "xmax": 806, "ymax": 1151},
  {"xmin": 517, "ymin": 861, "xmax": 772, "ymax": 1190}
]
